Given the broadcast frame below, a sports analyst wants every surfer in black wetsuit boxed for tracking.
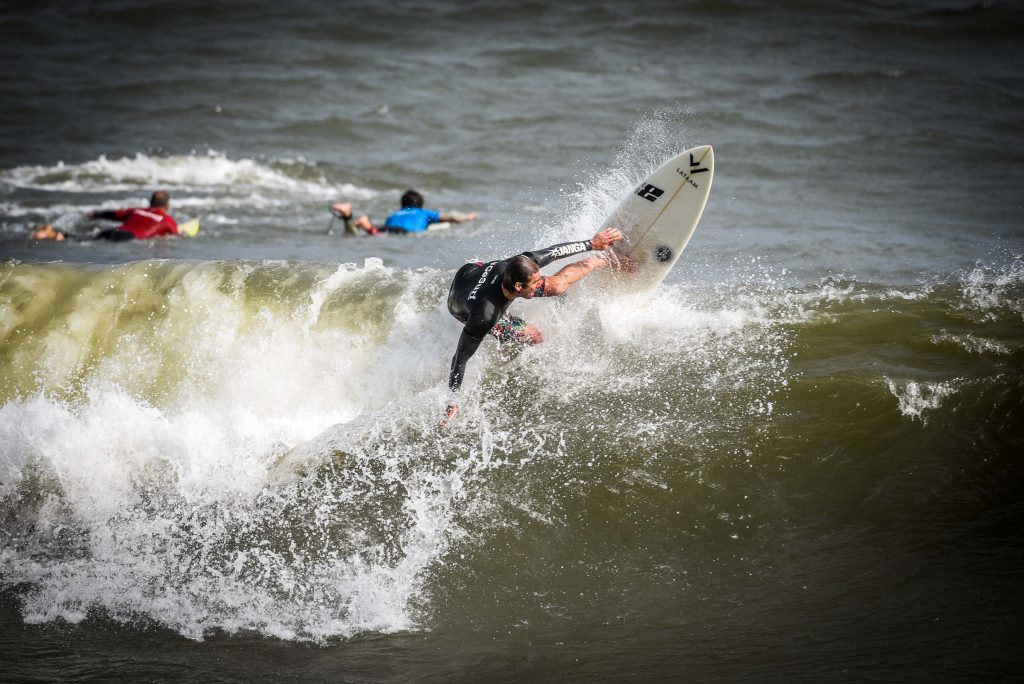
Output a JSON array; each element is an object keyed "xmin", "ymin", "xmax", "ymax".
[{"xmin": 441, "ymin": 226, "xmax": 626, "ymax": 428}]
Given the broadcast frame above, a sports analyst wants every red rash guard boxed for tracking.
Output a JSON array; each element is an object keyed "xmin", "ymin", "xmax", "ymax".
[{"xmin": 112, "ymin": 207, "xmax": 178, "ymax": 239}]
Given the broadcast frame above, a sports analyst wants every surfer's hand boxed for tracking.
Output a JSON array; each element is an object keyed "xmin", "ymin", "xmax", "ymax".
[
  {"xmin": 439, "ymin": 403, "xmax": 458, "ymax": 429},
  {"xmin": 591, "ymin": 227, "xmax": 622, "ymax": 251},
  {"xmin": 609, "ymin": 251, "xmax": 636, "ymax": 273}
]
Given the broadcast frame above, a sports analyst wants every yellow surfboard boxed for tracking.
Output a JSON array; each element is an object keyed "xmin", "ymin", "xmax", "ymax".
[{"xmin": 178, "ymin": 219, "xmax": 200, "ymax": 237}]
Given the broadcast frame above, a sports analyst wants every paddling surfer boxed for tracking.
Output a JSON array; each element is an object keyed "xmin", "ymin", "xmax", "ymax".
[
  {"xmin": 30, "ymin": 191, "xmax": 179, "ymax": 241},
  {"xmin": 329, "ymin": 189, "xmax": 478, "ymax": 236}
]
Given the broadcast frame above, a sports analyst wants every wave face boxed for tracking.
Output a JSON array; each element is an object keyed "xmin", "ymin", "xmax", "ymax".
[{"xmin": 1, "ymin": 252, "xmax": 1021, "ymax": 642}]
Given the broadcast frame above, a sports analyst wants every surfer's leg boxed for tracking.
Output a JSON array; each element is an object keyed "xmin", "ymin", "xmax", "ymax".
[
  {"xmin": 93, "ymin": 229, "xmax": 135, "ymax": 242},
  {"xmin": 491, "ymin": 315, "xmax": 543, "ymax": 345},
  {"xmin": 330, "ymin": 203, "xmax": 379, "ymax": 235},
  {"xmin": 353, "ymin": 215, "xmax": 378, "ymax": 234},
  {"xmin": 520, "ymin": 323, "xmax": 543, "ymax": 344},
  {"xmin": 330, "ymin": 202, "xmax": 359, "ymax": 235},
  {"xmin": 30, "ymin": 224, "xmax": 66, "ymax": 241}
]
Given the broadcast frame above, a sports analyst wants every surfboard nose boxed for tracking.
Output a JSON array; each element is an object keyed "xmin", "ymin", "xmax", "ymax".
[{"xmin": 692, "ymin": 144, "xmax": 713, "ymax": 165}]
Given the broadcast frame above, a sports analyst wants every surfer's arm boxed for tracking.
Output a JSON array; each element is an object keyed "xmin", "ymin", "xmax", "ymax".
[
  {"xmin": 523, "ymin": 227, "xmax": 622, "ymax": 268},
  {"xmin": 448, "ymin": 329, "xmax": 485, "ymax": 393},
  {"xmin": 534, "ymin": 227, "xmax": 625, "ymax": 296},
  {"xmin": 87, "ymin": 210, "xmax": 120, "ymax": 221},
  {"xmin": 442, "ymin": 329, "xmax": 485, "ymax": 429},
  {"xmin": 522, "ymin": 240, "xmax": 592, "ymax": 269},
  {"xmin": 541, "ymin": 256, "xmax": 611, "ymax": 296},
  {"xmin": 439, "ymin": 211, "xmax": 479, "ymax": 224}
]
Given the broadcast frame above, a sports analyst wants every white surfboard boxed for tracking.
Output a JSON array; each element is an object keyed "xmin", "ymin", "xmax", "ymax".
[{"xmin": 602, "ymin": 145, "xmax": 714, "ymax": 292}]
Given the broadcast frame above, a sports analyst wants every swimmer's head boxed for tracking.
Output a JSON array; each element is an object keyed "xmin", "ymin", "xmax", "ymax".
[
  {"xmin": 400, "ymin": 189, "xmax": 424, "ymax": 209},
  {"xmin": 150, "ymin": 190, "xmax": 170, "ymax": 208}
]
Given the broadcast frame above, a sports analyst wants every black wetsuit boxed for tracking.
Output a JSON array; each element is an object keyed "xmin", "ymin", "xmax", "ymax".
[{"xmin": 446, "ymin": 239, "xmax": 593, "ymax": 392}]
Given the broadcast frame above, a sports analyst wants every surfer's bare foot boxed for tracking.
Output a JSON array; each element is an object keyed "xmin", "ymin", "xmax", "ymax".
[
  {"xmin": 610, "ymin": 251, "xmax": 636, "ymax": 273},
  {"xmin": 330, "ymin": 202, "xmax": 353, "ymax": 219},
  {"xmin": 30, "ymin": 224, "xmax": 65, "ymax": 241},
  {"xmin": 353, "ymin": 215, "xmax": 375, "ymax": 231}
]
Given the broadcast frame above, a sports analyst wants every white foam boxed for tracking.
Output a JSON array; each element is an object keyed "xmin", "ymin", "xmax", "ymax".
[
  {"xmin": 0, "ymin": 259, "xmax": 483, "ymax": 640},
  {"xmin": 931, "ymin": 332, "xmax": 1012, "ymax": 356},
  {"xmin": 0, "ymin": 131, "xmax": 805, "ymax": 639},
  {"xmin": 592, "ymin": 286, "xmax": 755, "ymax": 345},
  {"xmin": 958, "ymin": 254, "xmax": 1024, "ymax": 319},
  {"xmin": 883, "ymin": 377, "xmax": 960, "ymax": 423},
  {"xmin": 526, "ymin": 110, "xmax": 700, "ymax": 249},
  {"xmin": 0, "ymin": 151, "xmax": 374, "ymax": 200}
]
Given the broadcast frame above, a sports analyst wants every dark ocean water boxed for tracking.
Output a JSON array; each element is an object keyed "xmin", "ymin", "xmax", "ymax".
[{"xmin": 1, "ymin": 1, "xmax": 1023, "ymax": 682}]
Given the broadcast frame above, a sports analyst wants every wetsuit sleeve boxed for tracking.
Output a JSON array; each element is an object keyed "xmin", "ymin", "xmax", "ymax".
[
  {"xmin": 449, "ymin": 328, "xmax": 485, "ymax": 392},
  {"xmin": 521, "ymin": 239, "xmax": 593, "ymax": 268},
  {"xmin": 91, "ymin": 210, "xmax": 120, "ymax": 221}
]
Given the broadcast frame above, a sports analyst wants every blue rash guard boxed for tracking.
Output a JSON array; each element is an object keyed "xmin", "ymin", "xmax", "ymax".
[{"xmin": 383, "ymin": 207, "xmax": 442, "ymax": 233}]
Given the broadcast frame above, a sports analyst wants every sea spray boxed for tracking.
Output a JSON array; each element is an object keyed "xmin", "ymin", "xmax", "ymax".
[
  {"xmin": 0, "ymin": 251, "xmax": 802, "ymax": 640},
  {"xmin": 2, "ymin": 251, "xmax": 1023, "ymax": 641}
]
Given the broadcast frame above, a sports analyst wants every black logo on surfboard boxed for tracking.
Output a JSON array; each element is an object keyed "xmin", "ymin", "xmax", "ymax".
[
  {"xmin": 636, "ymin": 183, "xmax": 664, "ymax": 202},
  {"xmin": 655, "ymin": 245, "xmax": 673, "ymax": 262},
  {"xmin": 675, "ymin": 153, "xmax": 708, "ymax": 189}
]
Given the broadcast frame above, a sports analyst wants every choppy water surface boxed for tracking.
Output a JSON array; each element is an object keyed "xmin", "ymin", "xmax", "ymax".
[{"xmin": 1, "ymin": 1, "xmax": 1023, "ymax": 681}]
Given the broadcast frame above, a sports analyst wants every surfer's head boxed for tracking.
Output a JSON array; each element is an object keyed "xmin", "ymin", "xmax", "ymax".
[
  {"xmin": 400, "ymin": 190, "xmax": 424, "ymax": 209},
  {"xmin": 503, "ymin": 256, "xmax": 543, "ymax": 298},
  {"xmin": 149, "ymin": 191, "xmax": 170, "ymax": 209}
]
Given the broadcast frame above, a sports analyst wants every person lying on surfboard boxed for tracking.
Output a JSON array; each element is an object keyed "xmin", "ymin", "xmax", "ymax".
[
  {"xmin": 439, "ymin": 226, "xmax": 628, "ymax": 428},
  {"xmin": 329, "ymin": 189, "xmax": 478, "ymax": 236},
  {"xmin": 30, "ymin": 190, "xmax": 179, "ymax": 241}
]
